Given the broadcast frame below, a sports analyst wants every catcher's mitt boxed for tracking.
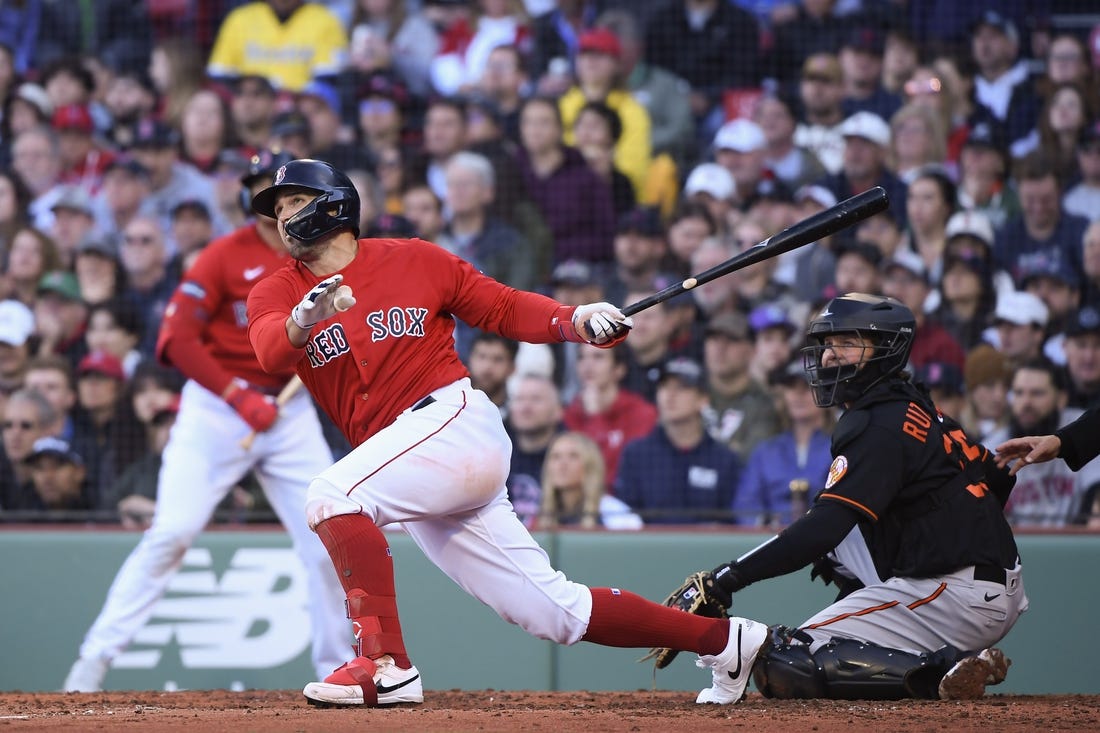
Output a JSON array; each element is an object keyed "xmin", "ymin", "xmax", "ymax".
[{"xmin": 640, "ymin": 570, "xmax": 731, "ymax": 669}]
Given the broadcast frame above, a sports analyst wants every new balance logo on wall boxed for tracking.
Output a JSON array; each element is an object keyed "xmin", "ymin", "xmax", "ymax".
[{"xmin": 113, "ymin": 548, "xmax": 312, "ymax": 670}]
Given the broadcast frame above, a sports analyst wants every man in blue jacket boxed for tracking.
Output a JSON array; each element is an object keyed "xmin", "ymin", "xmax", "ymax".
[{"xmin": 614, "ymin": 357, "xmax": 740, "ymax": 523}]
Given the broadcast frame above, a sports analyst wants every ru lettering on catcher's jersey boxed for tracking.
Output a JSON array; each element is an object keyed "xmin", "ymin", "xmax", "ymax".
[{"xmin": 305, "ymin": 323, "xmax": 350, "ymax": 367}]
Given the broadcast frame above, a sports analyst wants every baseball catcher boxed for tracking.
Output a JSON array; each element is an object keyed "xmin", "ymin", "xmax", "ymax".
[{"xmin": 648, "ymin": 294, "xmax": 1026, "ymax": 701}]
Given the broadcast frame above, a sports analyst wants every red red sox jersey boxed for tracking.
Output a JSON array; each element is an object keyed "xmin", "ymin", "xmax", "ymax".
[
  {"xmin": 247, "ymin": 238, "xmax": 577, "ymax": 445},
  {"xmin": 157, "ymin": 224, "xmax": 293, "ymax": 392}
]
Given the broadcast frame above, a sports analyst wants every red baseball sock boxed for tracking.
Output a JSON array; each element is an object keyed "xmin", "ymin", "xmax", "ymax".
[
  {"xmin": 315, "ymin": 513, "xmax": 411, "ymax": 669},
  {"xmin": 581, "ymin": 587, "xmax": 729, "ymax": 656}
]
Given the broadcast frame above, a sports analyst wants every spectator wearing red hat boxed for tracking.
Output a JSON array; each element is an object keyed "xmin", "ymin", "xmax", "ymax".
[
  {"xmin": 429, "ymin": 0, "xmax": 530, "ymax": 97},
  {"xmin": 70, "ymin": 348, "xmax": 144, "ymax": 501},
  {"xmin": 51, "ymin": 103, "xmax": 114, "ymax": 190},
  {"xmin": 559, "ymin": 27, "xmax": 651, "ymax": 198}
]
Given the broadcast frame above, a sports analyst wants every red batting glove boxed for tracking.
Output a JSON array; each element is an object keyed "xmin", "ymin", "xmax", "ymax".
[{"xmin": 224, "ymin": 381, "xmax": 279, "ymax": 432}]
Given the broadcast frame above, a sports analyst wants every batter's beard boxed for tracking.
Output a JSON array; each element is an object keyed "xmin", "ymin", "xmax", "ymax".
[{"xmin": 286, "ymin": 237, "xmax": 322, "ymax": 262}]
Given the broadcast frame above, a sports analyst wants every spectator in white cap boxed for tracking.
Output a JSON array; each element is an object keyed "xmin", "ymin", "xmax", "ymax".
[
  {"xmin": 818, "ymin": 110, "xmax": 908, "ymax": 228},
  {"xmin": 0, "ymin": 299, "xmax": 36, "ymax": 397},
  {"xmin": 944, "ymin": 209, "xmax": 1015, "ymax": 298},
  {"xmin": 987, "ymin": 289, "xmax": 1050, "ymax": 371},
  {"xmin": 882, "ymin": 248, "xmax": 966, "ymax": 370},
  {"xmin": 682, "ymin": 162, "xmax": 735, "ymax": 235},
  {"xmin": 713, "ymin": 118, "xmax": 767, "ymax": 210}
]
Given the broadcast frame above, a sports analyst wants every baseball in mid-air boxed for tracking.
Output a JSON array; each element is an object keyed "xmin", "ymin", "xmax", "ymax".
[{"xmin": 682, "ymin": 277, "xmax": 698, "ymax": 290}]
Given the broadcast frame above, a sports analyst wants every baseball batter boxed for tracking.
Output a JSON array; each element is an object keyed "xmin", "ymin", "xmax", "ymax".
[
  {"xmin": 63, "ymin": 151, "xmax": 348, "ymax": 693},
  {"xmin": 652, "ymin": 294, "xmax": 1028, "ymax": 701},
  {"xmin": 245, "ymin": 158, "xmax": 759, "ymax": 708}
]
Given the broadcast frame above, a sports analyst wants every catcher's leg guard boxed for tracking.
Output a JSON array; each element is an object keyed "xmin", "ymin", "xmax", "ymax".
[
  {"xmin": 345, "ymin": 589, "xmax": 408, "ymax": 660},
  {"xmin": 754, "ymin": 627, "xmax": 957, "ymax": 700}
]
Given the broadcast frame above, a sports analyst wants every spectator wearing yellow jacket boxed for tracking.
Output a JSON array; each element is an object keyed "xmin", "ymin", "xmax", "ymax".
[{"xmin": 559, "ymin": 29, "xmax": 651, "ymax": 198}]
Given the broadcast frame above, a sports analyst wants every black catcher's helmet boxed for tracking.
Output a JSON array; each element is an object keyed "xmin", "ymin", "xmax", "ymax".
[
  {"xmin": 239, "ymin": 148, "xmax": 295, "ymax": 214},
  {"xmin": 800, "ymin": 293, "xmax": 916, "ymax": 407},
  {"xmin": 251, "ymin": 158, "xmax": 361, "ymax": 243}
]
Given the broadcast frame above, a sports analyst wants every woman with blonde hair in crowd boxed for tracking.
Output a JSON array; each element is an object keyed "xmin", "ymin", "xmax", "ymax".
[
  {"xmin": 889, "ymin": 102, "xmax": 948, "ymax": 184},
  {"xmin": 2, "ymin": 226, "xmax": 61, "ymax": 306},
  {"xmin": 538, "ymin": 431, "xmax": 641, "ymax": 530}
]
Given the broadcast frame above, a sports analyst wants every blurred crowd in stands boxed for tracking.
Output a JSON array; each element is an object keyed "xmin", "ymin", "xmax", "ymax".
[{"xmin": 0, "ymin": 0, "xmax": 1099, "ymax": 529}]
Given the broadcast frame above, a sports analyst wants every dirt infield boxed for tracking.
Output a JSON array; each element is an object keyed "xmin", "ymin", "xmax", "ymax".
[{"xmin": 1, "ymin": 690, "xmax": 1097, "ymax": 732}]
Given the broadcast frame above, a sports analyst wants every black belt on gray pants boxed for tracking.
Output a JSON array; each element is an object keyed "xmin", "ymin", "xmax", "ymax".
[
  {"xmin": 411, "ymin": 395, "xmax": 436, "ymax": 411},
  {"xmin": 973, "ymin": 565, "xmax": 1007, "ymax": 585}
]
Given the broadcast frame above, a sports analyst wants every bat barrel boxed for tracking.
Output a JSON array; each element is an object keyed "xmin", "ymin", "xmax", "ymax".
[{"xmin": 622, "ymin": 187, "xmax": 889, "ymax": 317}]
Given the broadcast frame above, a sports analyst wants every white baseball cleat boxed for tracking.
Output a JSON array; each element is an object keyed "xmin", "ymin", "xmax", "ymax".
[
  {"xmin": 695, "ymin": 617, "xmax": 769, "ymax": 704},
  {"xmin": 938, "ymin": 648, "xmax": 1010, "ymax": 700},
  {"xmin": 303, "ymin": 654, "xmax": 423, "ymax": 707},
  {"xmin": 62, "ymin": 656, "xmax": 109, "ymax": 693}
]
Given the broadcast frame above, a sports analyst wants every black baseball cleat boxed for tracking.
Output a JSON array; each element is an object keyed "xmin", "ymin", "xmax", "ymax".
[{"xmin": 303, "ymin": 654, "xmax": 423, "ymax": 706}]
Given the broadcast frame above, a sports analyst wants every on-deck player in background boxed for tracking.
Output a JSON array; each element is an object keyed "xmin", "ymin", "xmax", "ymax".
[
  {"xmin": 651, "ymin": 294, "xmax": 1028, "ymax": 702},
  {"xmin": 246, "ymin": 158, "xmax": 762, "ymax": 708},
  {"xmin": 63, "ymin": 150, "xmax": 348, "ymax": 693}
]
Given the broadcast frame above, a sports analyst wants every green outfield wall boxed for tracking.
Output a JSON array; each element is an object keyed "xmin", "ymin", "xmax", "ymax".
[{"xmin": 2, "ymin": 528, "xmax": 1095, "ymax": 694}]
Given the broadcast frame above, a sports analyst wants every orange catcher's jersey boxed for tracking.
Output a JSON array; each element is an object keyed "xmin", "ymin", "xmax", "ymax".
[
  {"xmin": 158, "ymin": 224, "xmax": 294, "ymax": 392},
  {"xmin": 248, "ymin": 238, "xmax": 574, "ymax": 445}
]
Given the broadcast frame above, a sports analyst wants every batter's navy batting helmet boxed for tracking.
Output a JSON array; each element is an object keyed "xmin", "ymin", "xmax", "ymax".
[
  {"xmin": 251, "ymin": 158, "xmax": 361, "ymax": 243},
  {"xmin": 239, "ymin": 148, "xmax": 295, "ymax": 214},
  {"xmin": 801, "ymin": 293, "xmax": 915, "ymax": 407}
]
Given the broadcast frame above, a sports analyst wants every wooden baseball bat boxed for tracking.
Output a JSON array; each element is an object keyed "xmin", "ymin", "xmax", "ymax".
[
  {"xmin": 239, "ymin": 375, "xmax": 304, "ymax": 450},
  {"xmin": 621, "ymin": 186, "xmax": 890, "ymax": 317}
]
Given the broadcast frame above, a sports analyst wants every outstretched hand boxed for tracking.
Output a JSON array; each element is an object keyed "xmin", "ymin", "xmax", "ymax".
[
  {"xmin": 994, "ymin": 434, "xmax": 1062, "ymax": 476},
  {"xmin": 291, "ymin": 274, "xmax": 356, "ymax": 329}
]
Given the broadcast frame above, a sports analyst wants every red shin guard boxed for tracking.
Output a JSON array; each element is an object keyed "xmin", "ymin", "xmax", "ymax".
[{"xmin": 315, "ymin": 514, "xmax": 411, "ymax": 668}]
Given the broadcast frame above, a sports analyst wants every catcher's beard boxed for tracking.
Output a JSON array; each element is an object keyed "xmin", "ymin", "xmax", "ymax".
[
  {"xmin": 315, "ymin": 513, "xmax": 411, "ymax": 668},
  {"xmin": 581, "ymin": 587, "xmax": 728, "ymax": 655}
]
